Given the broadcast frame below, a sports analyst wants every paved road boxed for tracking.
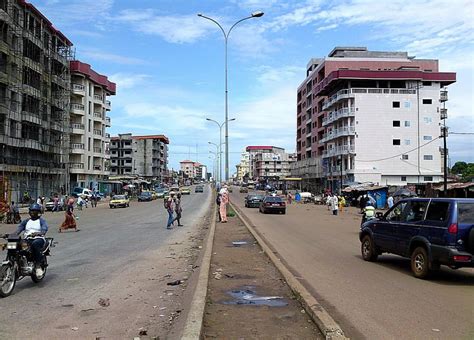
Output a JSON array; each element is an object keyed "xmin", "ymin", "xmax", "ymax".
[
  {"xmin": 231, "ymin": 190, "xmax": 474, "ymax": 340},
  {"xmin": 0, "ymin": 186, "xmax": 212, "ymax": 339}
]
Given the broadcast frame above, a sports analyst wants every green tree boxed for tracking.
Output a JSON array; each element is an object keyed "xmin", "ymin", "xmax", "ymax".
[
  {"xmin": 451, "ymin": 161, "xmax": 467, "ymax": 175},
  {"xmin": 461, "ymin": 163, "xmax": 474, "ymax": 182}
]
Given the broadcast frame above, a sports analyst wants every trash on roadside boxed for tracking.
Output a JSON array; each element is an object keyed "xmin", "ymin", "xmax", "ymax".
[
  {"xmin": 213, "ymin": 272, "xmax": 222, "ymax": 280},
  {"xmin": 232, "ymin": 241, "xmax": 248, "ymax": 246},
  {"xmin": 223, "ymin": 287, "xmax": 288, "ymax": 306},
  {"xmin": 98, "ymin": 298, "xmax": 110, "ymax": 307},
  {"xmin": 167, "ymin": 280, "xmax": 182, "ymax": 286},
  {"xmin": 138, "ymin": 328, "xmax": 147, "ymax": 336},
  {"xmin": 71, "ymin": 327, "xmax": 79, "ymax": 331}
]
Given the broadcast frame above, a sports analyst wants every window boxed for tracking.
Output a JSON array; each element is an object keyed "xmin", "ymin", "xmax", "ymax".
[
  {"xmin": 404, "ymin": 201, "xmax": 429, "ymax": 222},
  {"xmin": 405, "ymin": 139, "xmax": 411, "ymax": 145},
  {"xmin": 393, "ymin": 120, "xmax": 400, "ymax": 127},
  {"xmin": 423, "ymin": 117, "xmax": 432, "ymax": 124},
  {"xmin": 393, "ymin": 139, "xmax": 401, "ymax": 145},
  {"xmin": 425, "ymin": 201, "xmax": 450, "ymax": 222},
  {"xmin": 402, "ymin": 154, "xmax": 409, "ymax": 160},
  {"xmin": 424, "ymin": 176, "xmax": 433, "ymax": 181},
  {"xmin": 386, "ymin": 201, "xmax": 409, "ymax": 222},
  {"xmin": 392, "ymin": 101, "xmax": 400, "ymax": 108},
  {"xmin": 458, "ymin": 203, "xmax": 474, "ymax": 224},
  {"xmin": 423, "ymin": 155, "xmax": 433, "ymax": 160},
  {"xmin": 422, "ymin": 99, "xmax": 432, "ymax": 104},
  {"xmin": 401, "ymin": 176, "xmax": 407, "ymax": 181},
  {"xmin": 404, "ymin": 121, "xmax": 411, "ymax": 127},
  {"xmin": 423, "ymin": 135, "xmax": 432, "ymax": 141},
  {"xmin": 422, "ymin": 81, "xmax": 432, "ymax": 86},
  {"xmin": 404, "ymin": 101, "xmax": 411, "ymax": 108}
]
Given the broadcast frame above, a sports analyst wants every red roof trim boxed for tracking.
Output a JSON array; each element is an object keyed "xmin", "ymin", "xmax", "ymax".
[
  {"xmin": 180, "ymin": 160, "xmax": 194, "ymax": 163},
  {"xmin": 246, "ymin": 146, "xmax": 274, "ymax": 151},
  {"xmin": 132, "ymin": 135, "xmax": 169, "ymax": 144},
  {"xmin": 314, "ymin": 70, "xmax": 456, "ymax": 96},
  {"xmin": 18, "ymin": 0, "xmax": 73, "ymax": 46},
  {"xmin": 70, "ymin": 61, "xmax": 117, "ymax": 95}
]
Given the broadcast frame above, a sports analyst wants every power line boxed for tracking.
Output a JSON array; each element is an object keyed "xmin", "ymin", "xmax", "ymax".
[{"xmin": 356, "ymin": 136, "xmax": 441, "ymax": 162}]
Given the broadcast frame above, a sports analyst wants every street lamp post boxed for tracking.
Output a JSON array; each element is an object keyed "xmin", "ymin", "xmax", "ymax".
[
  {"xmin": 198, "ymin": 11, "xmax": 264, "ymax": 181},
  {"xmin": 206, "ymin": 117, "xmax": 235, "ymax": 183},
  {"xmin": 208, "ymin": 141, "xmax": 219, "ymax": 182}
]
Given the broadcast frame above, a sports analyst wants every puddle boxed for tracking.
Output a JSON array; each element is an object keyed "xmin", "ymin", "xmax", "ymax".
[{"xmin": 222, "ymin": 287, "xmax": 288, "ymax": 307}]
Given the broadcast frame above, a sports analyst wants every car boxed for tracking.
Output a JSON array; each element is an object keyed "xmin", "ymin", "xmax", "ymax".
[
  {"xmin": 138, "ymin": 192, "xmax": 153, "ymax": 202},
  {"xmin": 109, "ymin": 195, "xmax": 130, "ymax": 208},
  {"xmin": 180, "ymin": 186, "xmax": 191, "ymax": 195},
  {"xmin": 71, "ymin": 187, "xmax": 93, "ymax": 199},
  {"xmin": 239, "ymin": 187, "xmax": 249, "ymax": 193},
  {"xmin": 155, "ymin": 188, "xmax": 166, "ymax": 198},
  {"xmin": 195, "ymin": 185, "xmax": 204, "ymax": 193},
  {"xmin": 259, "ymin": 196, "xmax": 286, "ymax": 214},
  {"xmin": 141, "ymin": 190, "xmax": 156, "ymax": 200},
  {"xmin": 45, "ymin": 200, "xmax": 64, "ymax": 211},
  {"xmin": 359, "ymin": 198, "xmax": 474, "ymax": 279},
  {"xmin": 245, "ymin": 193, "xmax": 265, "ymax": 208}
]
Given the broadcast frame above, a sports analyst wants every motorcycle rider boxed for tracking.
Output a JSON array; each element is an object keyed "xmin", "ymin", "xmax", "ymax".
[
  {"xmin": 7, "ymin": 201, "xmax": 20, "ymax": 223},
  {"xmin": 13, "ymin": 203, "xmax": 48, "ymax": 277},
  {"xmin": 361, "ymin": 201, "xmax": 376, "ymax": 225}
]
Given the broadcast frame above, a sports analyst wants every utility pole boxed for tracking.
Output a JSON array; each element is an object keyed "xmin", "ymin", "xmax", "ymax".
[{"xmin": 440, "ymin": 87, "xmax": 448, "ymax": 196}]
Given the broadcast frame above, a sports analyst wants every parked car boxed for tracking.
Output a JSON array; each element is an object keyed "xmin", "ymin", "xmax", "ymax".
[
  {"xmin": 138, "ymin": 192, "xmax": 153, "ymax": 202},
  {"xmin": 259, "ymin": 196, "xmax": 286, "ymax": 214},
  {"xmin": 239, "ymin": 187, "xmax": 249, "ymax": 193},
  {"xmin": 45, "ymin": 200, "xmax": 64, "ymax": 211},
  {"xmin": 180, "ymin": 186, "xmax": 191, "ymax": 195},
  {"xmin": 359, "ymin": 198, "xmax": 474, "ymax": 279},
  {"xmin": 71, "ymin": 187, "xmax": 93, "ymax": 199},
  {"xmin": 109, "ymin": 195, "xmax": 130, "ymax": 208},
  {"xmin": 195, "ymin": 185, "xmax": 204, "ymax": 193},
  {"xmin": 155, "ymin": 188, "xmax": 166, "ymax": 198},
  {"xmin": 245, "ymin": 193, "xmax": 265, "ymax": 208}
]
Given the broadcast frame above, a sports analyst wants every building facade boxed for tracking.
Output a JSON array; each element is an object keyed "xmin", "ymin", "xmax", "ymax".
[
  {"xmin": 235, "ymin": 150, "xmax": 249, "ymax": 182},
  {"xmin": 246, "ymin": 146, "xmax": 296, "ymax": 180},
  {"xmin": 110, "ymin": 133, "xmax": 169, "ymax": 181},
  {"xmin": 69, "ymin": 60, "xmax": 115, "ymax": 191},
  {"xmin": 0, "ymin": 0, "xmax": 73, "ymax": 202},
  {"xmin": 294, "ymin": 47, "xmax": 456, "ymax": 193},
  {"xmin": 180, "ymin": 160, "xmax": 204, "ymax": 180}
]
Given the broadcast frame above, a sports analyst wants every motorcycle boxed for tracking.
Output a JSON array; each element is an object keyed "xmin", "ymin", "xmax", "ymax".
[
  {"xmin": 0, "ymin": 234, "xmax": 54, "ymax": 297},
  {"xmin": 6, "ymin": 211, "xmax": 21, "ymax": 224}
]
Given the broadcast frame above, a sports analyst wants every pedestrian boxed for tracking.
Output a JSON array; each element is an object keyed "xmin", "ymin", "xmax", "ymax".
[
  {"xmin": 387, "ymin": 195, "xmax": 394, "ymax": 209},
  {"xmin": 220, "ymin": 186, "xmax": 229, "ymax": 223},
  {"xmin": 173, "ymin": 192, "xmax": 183, "ymax": 226},
  {"xmin": 165, "ymin": 191, "xmax": 175, "ymax": 229},
  {"xmin": 52, "ymin": 195, "xmax": 59, "ymax": 212},
  {"xmin": 339, "ymin": 195, "xmax": 346, "ymax": 213},
  {"xmin": 91, "ymin": 192, "xmax": 97, "ymax": 208},
  {"xmin": 216, "ymin": 192, "xmax": 222, "ymax": 222},
  {"xmin": 360, "ymin": 194, "xmax": 368, "ymax": 213},
  {"xmin": 59, "ymin": 202, "xmax": 78, "ymax": 232},
  {"xmin": 287, "ymin": 192, "xmax": 293, "ymax": 204},
  {"xmin": 331, "ymin": 194, "xmax": 339, "ymax": 216},
  {"xmin": 326, "ymin": 194, "xmax": 332, "ymax": 211}
]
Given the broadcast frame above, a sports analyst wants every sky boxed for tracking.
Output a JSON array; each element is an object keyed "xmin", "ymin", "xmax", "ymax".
[{"xmin": 37, "ymin": 0, "xmax": 474, "ymax": 174}]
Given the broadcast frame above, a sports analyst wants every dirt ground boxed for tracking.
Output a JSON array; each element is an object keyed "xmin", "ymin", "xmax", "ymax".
[{"xmin": 202, "ymin": 207, "xmax": 323, "ymax": 339}]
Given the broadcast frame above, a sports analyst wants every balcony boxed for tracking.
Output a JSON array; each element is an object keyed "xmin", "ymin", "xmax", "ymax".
[
  {"xmin": 105, "ymin": 116, "xmax": 111, "ymax": 126},
  {"xmin": 104, "ymin": 133, "xmax": 111, "ymax": 140},
  {"xmin": 322, "ymin": 107, "xmax": 356, "ymax": 127},
  {"xmin": 71, "ymin": 103, "xmax": 85, "ymax": 115},
  {"xmin": 105, "ymin": 100, "xmax": 111, "ymax": 110},
  {"xmin": 93, "ymin": 129, "xmax": 102, "ymax": 136},
  {"xmin": 93, "ymin": 147, "xmax": 102, "ymax": 154},
  {"xmin": 94, "ymin": 94, "xmax": 103, "ymax": 103},
  {"xmin": 70, "ymin": 143, "xmax": 85, "ymax": 154},
  {"xmin": 440, "ymin": 90, "xmax": 448, "ymax": 102},
  {"xmin": 93, "ymin": 165, "xmax": 102, "ymax": 171},
  {"xmin": 322, "ymin": 145, "xmax": 356, "ymax": 158},
  {"xmin": 440, "ymin": 108, "xmax": 447, "ymax": 120},
  {"xmin": 322, "ymin": 89, "xmax": 355, "ymax": 110},
  {"xmin": 320, "ymin": 126, "xmax": 356, "ymax": 143},
  {"xmin": 70, "ymin": 123, "xmax": 85, "ymax": 133},
  {"xmin": 72, "ymin": 84, "xmax": 85, "ymax": 95},
  {"xmin": 70, "ymin": 163, "xmax": 84, "ymax": 169},
  {"xmin": 93, "ymin": 112, "xmax": 103, "ymax": 120}
]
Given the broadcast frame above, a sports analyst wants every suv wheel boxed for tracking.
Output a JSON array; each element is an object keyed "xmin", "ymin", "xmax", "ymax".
[
  {"xmin": 361, "ymin": 235, "xmax": 378, "ymax": 262},
  {"xmin": 411, "ymin": 247, "xmax": 430, "ymax": 279}
]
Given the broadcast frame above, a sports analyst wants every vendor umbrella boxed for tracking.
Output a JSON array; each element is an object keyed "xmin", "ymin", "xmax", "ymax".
[{"xmin": 392, "ymin": 188, "xmax": 417, "ymax": 198}]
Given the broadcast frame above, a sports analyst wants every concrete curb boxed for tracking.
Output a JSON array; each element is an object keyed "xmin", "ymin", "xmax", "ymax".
[
  {"xmin": 181, "ymin": 201, "xmax": 217, "ymax": 339},
  {"xmin": 231, "ymin": 202, "xmax": 348, "ymax": 340}
]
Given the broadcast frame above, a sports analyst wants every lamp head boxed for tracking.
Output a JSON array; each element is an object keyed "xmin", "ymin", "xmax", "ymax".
[
  {"xmin": 251, "ymin": 11, "xmax": 264, "ymax": 17},
  {"xmin": 197, "ymin": 13, "xmax": 203, "ymax": 17}
]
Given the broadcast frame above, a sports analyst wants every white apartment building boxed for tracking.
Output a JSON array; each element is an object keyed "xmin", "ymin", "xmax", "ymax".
[
  {"xmin": 235, "ymin": 150, "xmax": 250, "ymax": 181},
  {"xmin": 69, "ymin": 61, "xmax": 115, "ymax": 190},
  {"xmin": 246, "ymin": 146, "xmax": 296, "ymax": 180},
  {"xmin": 294, "ymin": 47, "xmax": 456, "ymax": 193}
]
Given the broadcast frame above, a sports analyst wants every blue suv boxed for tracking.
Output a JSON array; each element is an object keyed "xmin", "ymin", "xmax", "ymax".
[{"xmin": 359, "ymin": 198, "xmax": 474, "ymax": 279}]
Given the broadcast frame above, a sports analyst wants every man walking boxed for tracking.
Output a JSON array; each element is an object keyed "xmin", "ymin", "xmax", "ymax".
[
  {"xmin": 331, "ymin": 194, "xmax": 339, "ymax": 216},
  {"xmin": 165, "ymin": 191, "xmax": 175, "ymax": 229},
  {"xmin": 387, "ymin": 195, "xmax": 394, "ymax": 209},
  {"xmin": 173, "ymin": 193, "xmax": 183, "ymax": 226}
]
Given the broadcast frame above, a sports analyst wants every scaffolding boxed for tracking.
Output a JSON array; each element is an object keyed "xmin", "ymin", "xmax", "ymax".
[{"xmin": 0, "ymin": 0, "xmax": 73, "ymax": 203}]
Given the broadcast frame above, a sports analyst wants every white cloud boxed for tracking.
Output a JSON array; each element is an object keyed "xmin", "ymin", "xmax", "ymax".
[
  {"xmin": 109, "ymin": 73, "xmax": 151, "ymax": 90},
  {"xmin": 115, "ymin": 10, "xmax": 210, "ymax": 44},
  {"xmin": 79, "ymin": 50, "xmax": 148, "ymax": 65}
]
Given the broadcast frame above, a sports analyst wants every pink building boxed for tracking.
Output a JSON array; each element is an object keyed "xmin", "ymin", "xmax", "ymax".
[{"xmin": 294, "ymin": 47, "xmax": 456, "ymax": 192}]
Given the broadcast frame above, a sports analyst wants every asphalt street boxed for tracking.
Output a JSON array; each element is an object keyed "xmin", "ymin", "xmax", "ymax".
[
  {"xmin": 231, "ymin": 190, "xmax": 474, "ymax": 340},
  {"xmin": 0, "ymin": 186, "xmax": 212, "ymax": 339}
]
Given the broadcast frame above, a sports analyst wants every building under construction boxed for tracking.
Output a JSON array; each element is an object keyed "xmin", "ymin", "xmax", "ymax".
[{"xmin": 0, "ymin": 0, "xmax": 73, "ymax": 204}]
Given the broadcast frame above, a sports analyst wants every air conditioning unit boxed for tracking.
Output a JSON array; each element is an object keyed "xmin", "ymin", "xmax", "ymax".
[{"xmin": 440, "ymin": 108, "xmax": 448, "ymax": 120}]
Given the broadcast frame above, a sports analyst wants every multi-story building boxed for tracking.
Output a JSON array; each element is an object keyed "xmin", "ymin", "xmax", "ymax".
[
  {"xmin": 246, "ymin": 146, "xmax": 296, "ymax": 180},
  {"xmin": 69, "ymin": 60, "xmax": 115, "ymax": 190},
  {"xmin": 0, "ymin": 0, "xmax": 73, "ymax": 201},
  {"xmin": 235, "ymin": 150, "xmax": 249, "ymax": 181},
  {"xmin": 180, "ymin": 160, "xmax": 204, "ymax": 180},
  {"xmin": 110, "ymin": 133, "xmax": 169, "ymax": 181},
  {"xmin": 294, "ymin": 47, "xmax": 456, "ymax": 193}
]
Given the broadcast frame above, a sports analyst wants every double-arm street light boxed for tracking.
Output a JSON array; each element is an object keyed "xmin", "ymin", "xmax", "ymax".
[
  {"xmin": 206, "ymin": 117, "xmax": 236, "ymax": 183},
  {"xmin": 198, "ymin": 11, "xmax": 264, "ymax": 181},
  {"xmin": 208, "ymin": 141, "xmax": 219, "ymax": 182}
]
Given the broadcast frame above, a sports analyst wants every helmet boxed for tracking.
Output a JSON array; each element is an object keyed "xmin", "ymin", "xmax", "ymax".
[{"xmin": 29, "ymin": 203, "xmax": 42, "ymax": 212}]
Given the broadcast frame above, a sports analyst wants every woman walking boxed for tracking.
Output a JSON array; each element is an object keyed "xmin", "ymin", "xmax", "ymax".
[
  {"xmin": 219, "ymin": 186, "xmax": 229, "ymax": 223},
  {"xmin": 59, "ymin": 201, "xmax": 77, "ymax": 232}
]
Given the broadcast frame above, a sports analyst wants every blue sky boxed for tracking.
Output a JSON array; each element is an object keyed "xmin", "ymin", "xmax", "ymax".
[{"xmin": 37, "ymin": 0, "xmax": 474, "ymax": 172}]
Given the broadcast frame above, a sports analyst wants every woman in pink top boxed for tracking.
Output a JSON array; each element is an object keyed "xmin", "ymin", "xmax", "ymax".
[{"xmin": 219, "ymin": 187, "xmax": 229, "ymax": 223}]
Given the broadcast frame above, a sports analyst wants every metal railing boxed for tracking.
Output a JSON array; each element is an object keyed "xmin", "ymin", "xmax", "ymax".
[
  {"xmin": 70, "ymin": 123, "xmax": 85, "ymax": 130},
  {"xmin": 71, "ymin": 103, "xmax": 85, "ymax": 111},
  {"xmin": 93, "ymin": 112, "xmax": 103, "ymax": 119},
  {"xmin": 70, "ymin": 143, "xmax": 85, "ymax": 149},
  {"xmin": 94, "ymin": 94, "xmax": 103, "ymax": 102},
  {"xmin": 70, "ymin": 163, "xmax": 84, "ymax": 169},
  {"xmin": 93, "ymin": 129, "xmax": 102, "ymax": 136},
  {"xmin": 322, "ymin": 107, "xmax": 356, "ymax": 126},
  {"xmin": 322, "ymin": 145, "xmax": 355, "ymax": 158},
  {"xmin": 72, "ymin": 84, "xmax": 85, "ymax": 91},
  {"xmin": 93, "ymin": 147, "xmax": 102, "ymax": 153}
]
